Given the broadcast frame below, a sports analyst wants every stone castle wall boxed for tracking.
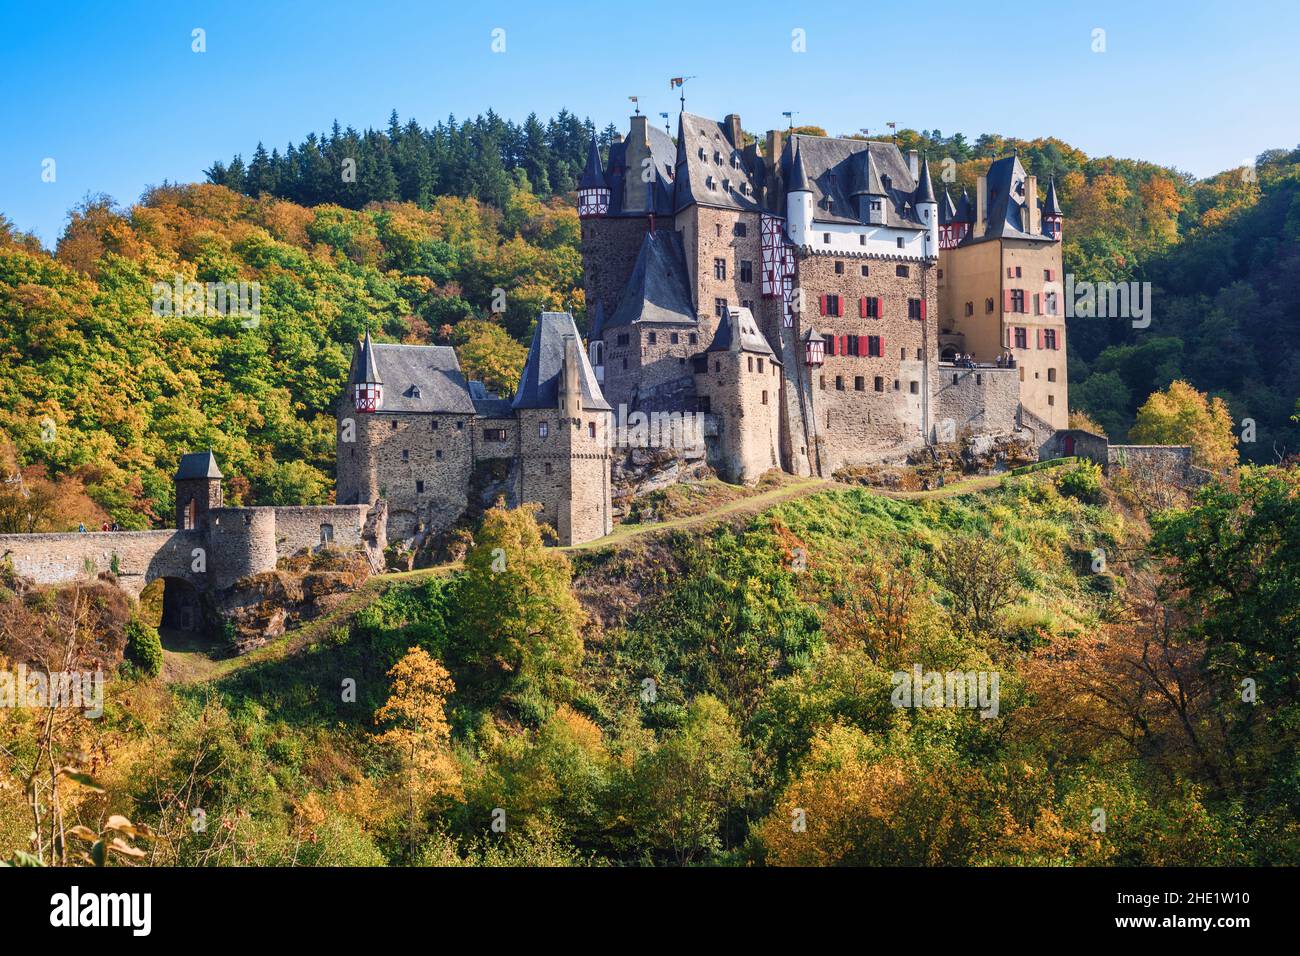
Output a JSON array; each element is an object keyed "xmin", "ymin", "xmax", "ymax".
[
  {"xmin": 0, "ymin": 530, "xmax": 204, "ymax": 597},
  {"xmin": 933, "ymin": 364, "xmax": 1020, "ymax": 440},
  {"xmin": 696, "ymin": 351, "xmax": 782, "ymax": 482},
  {"xmin": 796, "ymin": 254, "xmax": 938, "ymax": 472},
  {"xmin": 582, "ymin": 216, "xmax": 650, "ymax": 320}
]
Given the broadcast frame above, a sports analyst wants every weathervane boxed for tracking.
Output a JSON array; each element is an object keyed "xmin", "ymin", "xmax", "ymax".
[
  {"xmin": 669, "ymin": 76, "xmax": 696, "ymax": 112},
  {"xmin": 782, "ymin": 110, "xmax": 798, "ymax": 131},
  {"xmin": 629, "ymin": 95, "xmax": 640, "ymax": 116}
]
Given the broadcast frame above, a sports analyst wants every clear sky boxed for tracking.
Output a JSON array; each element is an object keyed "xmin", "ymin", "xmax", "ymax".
[{"xmin": 2, "ymin": 0, "xmax": 1297, "ymax": 247}]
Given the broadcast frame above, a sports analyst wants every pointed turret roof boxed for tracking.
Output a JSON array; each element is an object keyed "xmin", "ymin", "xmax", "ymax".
[
  {"xmin": 1043, "ymin": 176, "xmax": 1063, "ymax": 217},
  {"xmin": 915, "ymin": 155, "xmax": 936, "ymax": 204},
  {"xmin": 955, "ymin": 188, "xmax": 975, "ymax": 223},
  {"xmin": 788, "ymin": 143, "xmax": 811, "ymax": 192},
  {"xmin": 939, "ymin": 188, "xmax": 957, "ymax": 224},
  {"xmin": 175, "ymin": 450, "xmax": 223, "ymax": 480},
  {"xmin": 359, "ymin": 328, "xmax": 382, "ymax": 384},
  {"xmin": 513, "ymin": 312, "xmax": 611, "ymax": 411},
  {"xmin": 579, "ymin": 138, "xmax": 607, "ymax": 190}
]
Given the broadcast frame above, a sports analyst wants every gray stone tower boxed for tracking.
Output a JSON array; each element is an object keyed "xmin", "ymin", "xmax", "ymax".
[{"xmin": 174, "ymin": 450, "xmax": 223, "ymax": 530}]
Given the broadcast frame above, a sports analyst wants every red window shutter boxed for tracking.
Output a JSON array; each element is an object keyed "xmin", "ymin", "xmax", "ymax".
[
  {"xmin": 858, "ymin": 335, "xmax": 868, "ymax": 357},
  {"xmin": 1033, "ymin": 293, "xmax": 1041, "ymax": 315},
  {"xmin": 1037, "ymin": 328, "xmax": 1045, "ymax": 349},
  {"xmin": 1054, "ymin": 329, "xmax": 1062, "ymax": 350},
  {"xmin": 1003, "ymin": 290, "xmax": 1012, "ymax": 312},
  {"xmin": 875, "ymin": 296, "xmax": 883, "ymax": 319},
  {"xmin": 858, "ymin": 297, "xmax": 866, "ymax": 318},
  {"xmin": 878, "ymin": 337, "xmax": 884, "ymax": 357},
  {"xmin": 819, "ymin": 294, "xmax": 827, "ymax": 315},
  {"xmin": 919, "ymin": 299, "xmax": 927, "ymax": 322}
]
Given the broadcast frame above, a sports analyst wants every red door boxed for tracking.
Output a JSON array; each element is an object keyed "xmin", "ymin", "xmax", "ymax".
[{"xmin": 1064, "ymin": 436, "xmax": 1075, "ymax": 455}]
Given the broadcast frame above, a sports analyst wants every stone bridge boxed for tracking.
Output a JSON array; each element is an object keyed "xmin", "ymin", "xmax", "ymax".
[{"xmin": 0, "ymin": 530, "xmax": 206, "ymax": 598}]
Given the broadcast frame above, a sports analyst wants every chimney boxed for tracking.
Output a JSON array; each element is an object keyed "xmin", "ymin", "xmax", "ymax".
[
  {"xmin": 723, "ymin": 114, "xmax": 743, "ymax": 148},
  {"xmin": 765, "ymin": 130, "xmax": 784, "ymax": 187},
  {"xmin": 560, "ymin": 336, "xmax": 583, "ymax": 418},
  {"xmin": 906, "ymin": 149, "xmax": 920, "ymax": 181},
  {"xmin": 623, "ymin": 115, "xmax": 652, "ymax": 212},
  {"xmin": 1024, "ymin": 175, "xmax": 1039, "ymax": 235},
  {"xmin": 974, "ymin": 174, "xmax": 988, "ymax": 238}
]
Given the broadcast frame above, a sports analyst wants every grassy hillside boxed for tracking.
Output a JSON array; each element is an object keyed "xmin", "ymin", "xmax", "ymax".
[{"xmin": 5, "ymin": 466, "xmax": 1294, "ymax": 866}]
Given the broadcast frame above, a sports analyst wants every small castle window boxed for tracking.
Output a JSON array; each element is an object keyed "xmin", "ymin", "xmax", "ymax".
[
  {"xmin": 757, "ymin": 358, "xmax": 764, "ymax": 372},
  {"xmin": 733, "ymin": 223, "xmax": 747, "ymax": 237},
  {"xmin": 747, "ymin": 356, "xmax": 754, "ymax": 372},
  {"xmin": 874, "ymin": 377, "xmax": 884, "ymax": 392},
  {"xmin": 415, "ymin": 480, "xmax": 424, "ymax": 494},
  {"xmin": 539, "ymin": 422, "xmax": 549, "ymax": 438},
  {"xmin": 714, "ymin": 361, "xmax": 721, "ymax": 373},
  {"xmin": 431, "ymin": 420, "xmax": 439, "ymax": 430},
  {"xmin": 761, "ymin": 390, "xmax": 768, "ymax": 404},
  {"xmin": 834, "ymin": 261, "xmax": 844, "ymax": 275},
  {"xmin": 893, "ymin": 380, "xmax": 900, "ymax": 390},
  {"xmin": 648, "ymin": 332, "xmax": 657, "ymax": 344},
  {"xmin": 670, "ymin": 332, "xmax": 679, "ymax": 344},
  {"xmin": 740, "ymin": 260, "xmax": 753, "ymax": 283},
  {"xmin": 896, "ymin": 237, "xmax": 904, "ymax": 249},
  {"xmin": 859, "ymin": 235, "xmax": 866, "ymax": 246},
  {"xmin": 965, "ymin": 302, "xmax": 974, "ymax": 316},
  {"xmin": 544, "ymin": 462, "xmax": 553, "ymax": 475},
  {"xmin": 1048, "ymin": 368, "xmax": 1057, "ymax": 383},
  {"xmin": 402, "ymin": 449, "xmax": 409, "ymax": 462},
  {"xmin": 391, "ymin": 420, "xmax": 398, "ymax": 430},
  {"xmin": 690, "ymin": 333, "xmax": 698, "ymax": 345},
  {"xmin": 910, "ymin": 381, "xmax": 919, "ymax": 394},
  {"xmin": 861, "ymin": 265, "xmax": 869, "ymax": 276},
  {"xmin": 320, "ymin": 524, "xmax": 334, "ymax": 545},
  {"xmin": 456, "ymin": 421, "xmax": 464, "ymax": 430},
  {"xmin": 854, "ymin": 376, "xmax": 864, "ymax": 391},
  {"xmin": 435, "ymin": 450, "xmax": 443, "ymax": 460},
  {"xmin": 484, "ymin": 428, "xmax": 507, "ymax": 441},
  {"xmin": 986, "ymin": 297, "xmax": 995, "ymax": 313},
  {"xmin": 1048, "ymin": 394, "xmax": 1055, "ymax": 406},
  {"xmin": 714, "ymin": 258, "xmax": 726, "ymax": 280},
  {"xmin": 835, "ymin": 376, "xmax": 844, "ymax": 391},
  {"xmin": 588, "ymin": 422, "xmax": 596, "ymax": 438},
  {"xmin": 976, "ymin": 374, "xmax": 983, "ymax": 385},
  {"xmin": 823, "ymin": 233, "xmax": 831, "ymax": 244}
]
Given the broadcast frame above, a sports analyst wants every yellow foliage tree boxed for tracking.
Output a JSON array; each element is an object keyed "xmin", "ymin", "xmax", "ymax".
[
  {"xmin": 373, "ymin": 646, "xmax": 461, "ymax": 858},
  {"xmin": 1128, "ymin": 380, "xmax": 1238, "ymax": 471}
]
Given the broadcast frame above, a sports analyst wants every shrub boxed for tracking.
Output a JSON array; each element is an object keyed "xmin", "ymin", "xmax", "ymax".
[
  {"xmin": 1056, "ymin": 461, "xmax": 1104, "ymax": 504},
  {"xmin": 124, "ymin": 617, "xmax": 164, "ymax": 677}
]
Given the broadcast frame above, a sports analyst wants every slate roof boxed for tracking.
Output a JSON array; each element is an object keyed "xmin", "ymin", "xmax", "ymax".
[
  {"xmin": 588, "ymin": 299, "xmax": 607, "ymax": 341},
  {"xmin": 175, "ymin": 450, "xmax": 222, "ymax": 480},
  {"xmin": 1044, "ymin": 177, "xmax": 1063, "ymax": 216},
  {"xmin": 358, "ymin": 328, "xmax": 382, "ymax": 383},
  {"xmin": 604, "ymin": 125, "xmax": 677, "ymax": 217},
  {"xmin": 579, "ymin": 138, "xmax": 607, "ymax": 190},
  {"xmin": 468, "ymin": 380, "xmax": 513, "ymax": 418},
  {"xmin": 781, "ymin": 134, "xmax": 924, "ymax": 228},
  {"xmin": 348, "ymin": 341, "xmax": 477, "ymax": 414},
  {"xmin": 962, "ymin": 153, "xmax": 1056, "ymax": 244},
  {"xmin": 939, "ymin": 188, "xmax": 958, "ymax": 225},
  {"xmin": 707, "ymin": 306, "xmax": 778, "ymax": 359},
  {"xmin": 512, "ymin": 312, "xmax": 612, "ymax": 412},
  {"xmin": 673, "ymin": 112, "xmax": 761, "ymax": 213},
  {"xmin": 606, "ymin": 230, "xmax": 698, "ymax": 330},
  {"xmin": 915, "ymin": 156, "xmax": 936, "ymax": 204}
]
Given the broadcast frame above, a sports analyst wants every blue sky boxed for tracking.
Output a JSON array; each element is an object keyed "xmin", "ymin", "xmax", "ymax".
[{"xmin": 2, "ymin": 0, "xmax": 1297, "ymax": 247}]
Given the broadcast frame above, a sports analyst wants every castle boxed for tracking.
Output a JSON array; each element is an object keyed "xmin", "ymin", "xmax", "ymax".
[{"xmin": 335, "ymin": 111, "xmax": 1070, "ymax": 547}]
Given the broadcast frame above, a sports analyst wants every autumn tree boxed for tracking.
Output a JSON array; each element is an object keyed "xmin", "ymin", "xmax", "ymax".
[
  {"xmin": 1128, "ymin": 380, "xmax": 1237, "ymax": 471},
  {"xmin": 632, "ymin": 695, "xmax": 750, "ymax": 865},
  {"xmin": 930, "ymin": 532, "xmax": 1023, "ymax": 634},
  {"xmin": 454, "ymin": 505, "xmax": 585, "ymax": 691},
  {"xmin": 373, "ymin": 646, "xmax": 461, "ymax": 859},
  {"xmin": 823, "ymin": 541, "xmax": 925, "ymax": 664}
]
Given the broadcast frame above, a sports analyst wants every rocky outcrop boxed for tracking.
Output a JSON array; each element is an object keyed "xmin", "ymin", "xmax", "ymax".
[{"xmin": 212, "ymin": 549, "xmax": 372, "ymax": 654}]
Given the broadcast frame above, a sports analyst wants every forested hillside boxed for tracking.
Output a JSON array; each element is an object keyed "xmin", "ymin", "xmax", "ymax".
[
  {"xmin": 2, "ymin": 110, "xmax": 1297, "ymax": 531},
  {"xmin": 4, "ymin": 468, "xmax": 1296, "ymax": 865}
]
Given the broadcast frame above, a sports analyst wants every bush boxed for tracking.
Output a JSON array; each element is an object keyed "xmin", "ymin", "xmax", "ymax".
[
  {"xmin": 1056, "ymin": 461, "xmax": 1104, "ymax": 504},
  {"xmin": 124, "ymin": 618, "xmax": 164, "ymax": 677}
]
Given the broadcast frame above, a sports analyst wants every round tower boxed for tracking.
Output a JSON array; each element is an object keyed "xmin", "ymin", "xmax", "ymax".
[
  {"xmin": 786, "ymin": 143, "xmax": 814, "ymax": 246},
  {"xmin": 207, "ymin": 507, "xmax": 277, "ymax": 590}
]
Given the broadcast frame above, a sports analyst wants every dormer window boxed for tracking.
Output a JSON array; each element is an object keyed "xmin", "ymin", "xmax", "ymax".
[
  {"xmin": 697, "ymin": 147, "xmax": 705, "ymax": 159},
  {"xmin": 407, "ymin": 384, "xmax": 421, "ymax": 399}
]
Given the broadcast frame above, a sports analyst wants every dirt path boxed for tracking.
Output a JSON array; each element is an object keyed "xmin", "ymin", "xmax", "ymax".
[{"xmin": 168, "ymin": 468, "xmax": 1030, "ymax": 686}]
